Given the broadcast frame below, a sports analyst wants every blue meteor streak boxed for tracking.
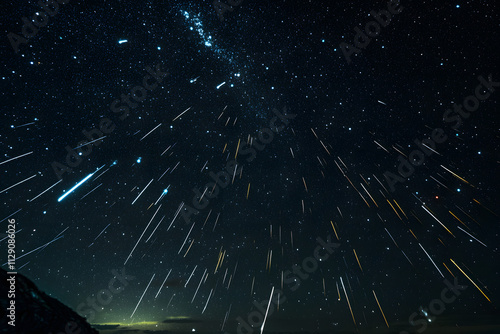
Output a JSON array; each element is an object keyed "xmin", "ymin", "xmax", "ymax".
[{"xmin": 57, "ymin": 173, "xmax": 94, "ymax": 202}]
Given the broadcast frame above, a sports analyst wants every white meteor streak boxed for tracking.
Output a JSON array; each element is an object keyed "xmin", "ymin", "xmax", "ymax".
[
  {"xmin": 74, "ymin": 136, "xmax": 106, "ymax": 149},
  {"xmin": 131, "ymin": 179, "xmax": 154, "ymax": 205},
  {"xmin": 155, "ymin": 269, "xmax": 172, "ymax": 299},
  {"xmin": 192, "ymin": 268, "xmax": 207, "ymax": 303},
  {"xmin": 168, "ymin": 202, "xmax": 184, "ymax": 231},
  {"xmin": 202, "ymin": 288, "xmax": 213, "ymax": 314},
  {"xmin": 457, "ymin": 226, "xmax": 487, "ymax": 248},
  {"xmin": 0, "ymin": 151, "xmax": 33, "ymax": 166},
  {"xmin": 154, "ymin": 186, "xmax": 170, "ymax": 205},
  {"xmin": 216, "ymin": 82, "xmax": 226, "ymax": 89},
  {"xmin": 144, "ymin": 204, "xmax": 163, "ymax": 242},
  {"xmin": 57, "ymin": 173, "xmax": 93, "ymax": 202},
  {"xmin": 130, "ymin": 273, "xmax": 155, "ymax": 318},
  {"xmin": 172, "ymin": 107, "xmax": 192, "ymax": 121},
  {"xmin": 140, "ymin": 123, "xmax": 162, "ymax": 141},
  {"xmin": 80, "ymin": 183, "xmax": 102, "ymax": 200},
  {"xmin": 2, "ymin": 231, "xmax": 66, "ymax": 266},
  {"xmin": 419, "ymin": 243, "xmax": 444, "ymax": 278},
  {"xmin": 221, "ymin": 304, "xmax": 232, "ymax": 330},
  {"xmin": 124, "ymin": 206, "xmax": 161, "ymax": 265},
  {"xmin": 29, "ymin": 179, "xmax": 62, "ymax": 202},
  {"xmin": 421, "ymin": 205, "xmax": 455, "ymax": 237},
  {"xmin": 260, "ymin": 286, "xmax": 274, "ymax": 334},
  {"xmin": 178, "ymin": 223, "xmax": 195, "ymax": 254},
  {"xmin": 374, "ymin": 140, "xmax": 390, "ymax": 153},
  {"xmin": 184, "ymin": 265, "xmax": 198, "ymax": 287},
  {"xmin": 0, "ymin": 174, "xmax": 37, "ymax": 194},
  {"xmin": 146, "ymin": 215, "xmax": 165, "ymax": 242}
]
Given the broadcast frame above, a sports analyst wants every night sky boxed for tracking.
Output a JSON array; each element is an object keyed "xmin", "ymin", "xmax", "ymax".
[{"xmin": 1, "ymin": 0, "xmax": 499, "ymax": 333}]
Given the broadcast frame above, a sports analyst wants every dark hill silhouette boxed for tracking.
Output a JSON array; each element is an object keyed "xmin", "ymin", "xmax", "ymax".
[{"xmin": 0, "ymin": 268, "xmax": 98, "ymax": 334}]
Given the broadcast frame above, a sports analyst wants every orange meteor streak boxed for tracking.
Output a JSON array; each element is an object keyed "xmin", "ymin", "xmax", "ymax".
[
  {"xmin": 353, "ymin": 249, "xmax": 363, "ymax": 272},
  {"xmin": 386, "ymin": 199, "xmax": 402, "ymax": 220},
  {"xmin": 450, "ymin": 258, "xmax": 490, "ymax": 302},
  {"xmin": 372, "ymin": 290, "xmax": 389, "ymax": 328},
  {"xmin": 330, "ymin": 221, "xmax": 339, "ymax": 240}
]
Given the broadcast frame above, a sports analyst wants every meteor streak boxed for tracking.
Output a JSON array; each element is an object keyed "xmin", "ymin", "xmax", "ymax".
[
  {"xmin": 340, "ymin": 277, "xmax": 356, "ymax": 327},
  {"xmin": 419, "ymin": 243, "xmax": 444, "ymax": 278},
  {"xmin": 131, "ymin": 179, "xmax": 154, "ymax": 205},
  {"xmin": 260, "ymin": 286, "xmax": 274, "ymax": 334},
  {"xmin": 130, "ymin": 273, "xmax": 155, "ymax": 318},
  {"xmin": 140, "ymin": 123, "xmax": 162, "ymax": 141},
  {"xmin": 57, "ymin": 173, "xmax": 93, "ymax": 202},
  {"xmin": 372, "ymin": 290, "xmax": 389, "ymax": 327},
  {"xmin": 421, "ymin": 205, "xmax": 455, "ymax": 237},
  {"xmin": 155, "ymin": 269, "xmax": 172, "ymax": 299},
  {"xmin": 29, "ymin": 179, "xmax": 62, "ymax": 202},
  {"xmin": 172, "ymin": 107, "xmax": 192, "ymax": 121},
  {"xmin": 0, "ymin": 151, "xmax": 33, "ymax": 166},
  {"xmin": 450, "ymin": 258, "xmax": 490, "ymax": 302}
]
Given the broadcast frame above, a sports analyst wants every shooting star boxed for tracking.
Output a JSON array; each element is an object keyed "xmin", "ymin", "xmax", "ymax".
[
  {"xmin": 192, "ymin": 269, "xmax": 207, "ymax": 303},
  {"xmin": 74, "ymin": 136, "xmax": 106, "ymax": 149},
  {"xmin": 140, "ymin": 123, "xmax": 162, "ymax": 141},
  {"xmin": 340, "ymin": 277, "xmax": 356, "ymax": 328},
  {"xmin": 419, "ymin": 243, "xmax": 444, "ymax": 278},
  {"xmin": 130, "ymin": 273, "xmax": 155, "ymax": 318},
  {"xmin": 29, "ymin": 179, "xmax": 62, "ymax": 202},
  {"xmin": 155, "ymin": 269, "xmax": 172, "ymax": 299},
  {"xmin": 172, "ymin": 107, "xmax": 192, "ymax": 121},
  {"xmin": 0, "ymin": 151, "xmax": 33, "ymax": 166},
  {"xmin": 261, "ymin": 286, "xmax": 274, "ymax": 334},
  {"xmin": 57, "ymin": 173, "xmax": 93, "ymax": 202},
  {"xmin": 131, "ymin": 179, "xmax": 154, "ymax": 205},
  {"xmin": 124, "ymin": 206, "xmax": 160, "ymax": 265}
]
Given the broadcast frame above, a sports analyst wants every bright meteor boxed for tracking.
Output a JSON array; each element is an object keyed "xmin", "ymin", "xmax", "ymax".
[{"xmin": 57, "ymin": 173, "xmax": 94, "ymax": 202}]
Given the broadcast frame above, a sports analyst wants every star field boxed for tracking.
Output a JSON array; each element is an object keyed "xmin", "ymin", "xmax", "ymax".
[{"xmin": 1, "ymin": 0, "xmax": 499, "ymax": 333}]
